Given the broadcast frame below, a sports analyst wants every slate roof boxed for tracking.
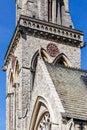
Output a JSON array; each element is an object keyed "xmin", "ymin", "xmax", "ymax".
[{"xmin": 46, "ymin": 63, "xmax": 87, "ymax": 121}]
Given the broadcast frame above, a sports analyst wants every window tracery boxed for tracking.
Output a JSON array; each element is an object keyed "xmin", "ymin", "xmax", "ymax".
[{"xmin": 37, "ymin": 112, "xmax": 51, "ymax": 130}]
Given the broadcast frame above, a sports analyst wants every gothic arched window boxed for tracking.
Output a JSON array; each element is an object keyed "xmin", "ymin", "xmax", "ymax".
[
  {"xmin": 31, "ymin": 51, "xmax": 39, "ymax": 88},
  {"xmin": 37, "ymin": 112, "xmax": 51, "ymax": 130},
  {"xmin": 29, "ymin": 96, "xmax": 52, "ymax": 130},
  {"xmin": 31, "ymin": 48, "xmax": 52, "ymax": 89},
  {"xmin": 52, "ymin": 53, "xmax": 72, "ymax": 67}
]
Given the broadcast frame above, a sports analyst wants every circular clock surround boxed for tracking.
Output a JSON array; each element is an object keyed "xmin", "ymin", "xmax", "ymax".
[{"xmin": 47, "ymin": 43, "xmax": 59, "ymax": 57}]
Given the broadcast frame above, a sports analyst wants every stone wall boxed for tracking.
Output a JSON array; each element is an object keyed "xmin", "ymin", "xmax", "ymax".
[
  {"xmin": 16, "ymin": 0, "xmax": 73, "ymax": 27},
  {"xmin": 6, "ymin": 37, "xmax": 22, "ymax": 130},
  {"xmin": 6, "ymin": 30, "xmax": 81, "ymax": 129},
  {"xmin": 22, "ymin": 35, "xmax": 81, "ymax": 69},
  {"xmin": 5, "ymin": 0, "xmax": 84, "ymax": 130},
  {"xmin": 28, "ymin": 58, "xmax": 65, "ymax": 130}
]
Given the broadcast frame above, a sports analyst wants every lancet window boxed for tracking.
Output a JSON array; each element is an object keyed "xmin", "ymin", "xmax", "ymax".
[
  {"xmin": 52, "ymin": 53, "xmax": 72, "ymax": 67},
  {"xmin": 48, "ymin": 0, "xmax": 52, "ymax": 22}
]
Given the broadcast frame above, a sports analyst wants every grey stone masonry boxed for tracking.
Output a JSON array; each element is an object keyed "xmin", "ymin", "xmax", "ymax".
[
  {"xmin": 3, "ymin": 14, "xmax": 85, "ymax": 130},
  {"xmin": 4, "ymin": 15, "xmax": 85, "ymax": 70},
  {"xmin": 3, "ymin": 1, "xmax": 86, "ymax": 130},
  {"xmin": 15, "ymin": 0, "xmax": 73, "ymax": 27}
]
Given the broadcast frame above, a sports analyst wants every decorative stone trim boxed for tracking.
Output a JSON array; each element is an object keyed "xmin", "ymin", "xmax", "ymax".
[
  {"xmin": 20, "ymin": 15, "xmax": 84, "ymax": 43},
  {"xmin": 3, "ymin": 15, "xmax": 85, "ymax": 70},
  {"xmin": 19, "ymin": 25, "xmax": 84, "ymax": 49},
  {"xmin": 3, "ymin": 28, "xmax": 21, "ymax": 70}
]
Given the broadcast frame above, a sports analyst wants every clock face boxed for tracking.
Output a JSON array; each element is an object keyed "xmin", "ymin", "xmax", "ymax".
[{"xmin": 47, "ymin": 43, "xmax": 59, "ymax": 57}]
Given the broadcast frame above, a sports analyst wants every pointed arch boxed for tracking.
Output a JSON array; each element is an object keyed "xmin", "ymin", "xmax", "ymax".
[
  {"xmin": 31, "ymin": 48, "xmax": 52, "ymax": 88},
  {"xmin": 31, "ymin": 48, "xmax": 52, "ymax": 71},
  {"xmin": 29, "ymin": 96, "xmax": 53, "ymax": 130},
  {"xmin": 30, "ymin": 50, "xmax": 39, "ymax": 88},
  {"xmin": 41, "ymin": 48, "xmax": 53, "ymax": 63},
  {"xmin": 52, "ymin": 53, "xmax": 72, "ymax": 67},
  {"xmin": 31, "ymin": 50, "xmax": 39, "ymax": 71}
]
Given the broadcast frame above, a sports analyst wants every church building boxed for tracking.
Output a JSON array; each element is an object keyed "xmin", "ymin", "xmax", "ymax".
[{"xmin": 3, "ymin": 0, "xmax": 87, "ymax": 130}]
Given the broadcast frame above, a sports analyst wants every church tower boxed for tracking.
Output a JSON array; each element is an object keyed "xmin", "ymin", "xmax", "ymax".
[
  {"xmin": 16, "ymin": 0, "xmax": 73, "ymax": 27},
  {"xmin": 3, "ymin": 1, "xmax": 87, "ymax": 130}
]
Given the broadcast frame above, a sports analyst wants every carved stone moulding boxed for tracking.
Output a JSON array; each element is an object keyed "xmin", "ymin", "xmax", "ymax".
[
  {"xmin": 19, "ymin": 16, "xmax": 85, "ymax": 49},
  {"xmin": 3, "ymin": 15, "xmax": 85, "ymax": 70},
  {"xmin": 3, "ymin": 30, "xmax": 21, "ymax": 70},
  {"xmin": 20, "ymin": 16, "xmax": 84, "ymax": 43},
  {"xmin": 37, "ymin": 112, "xmax": 51, "ymax": 130},
  {"xmin": 20, "ymin": 25, "xmax": 82, "ymax": 48}
]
